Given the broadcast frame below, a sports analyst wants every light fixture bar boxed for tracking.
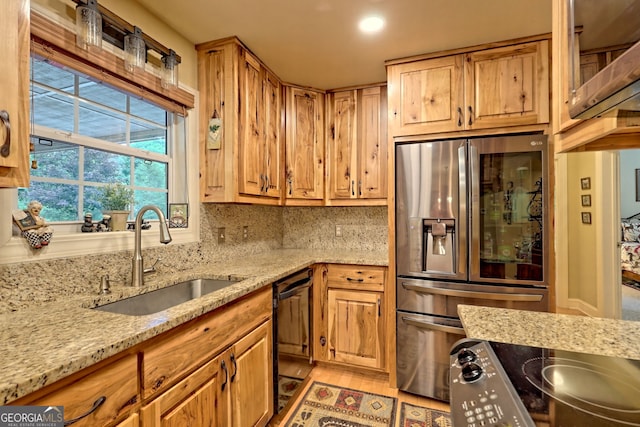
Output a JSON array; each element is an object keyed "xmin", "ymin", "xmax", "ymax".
[{"xmin": 70, "ymin": 0, "xmax": 182, "ymax": 64}]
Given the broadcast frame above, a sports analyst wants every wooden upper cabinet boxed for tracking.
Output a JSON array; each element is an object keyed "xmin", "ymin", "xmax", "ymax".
[
  {"xmin": 387, "ymin": 55, "xmax": 464, "ymax": 136},
  {"xmin": 327, "ymin": 85, "xmax": 388, "ymax": 205},
  {"xmin": 465, "ymin": 40, "xmax": 550, "ymax": 130},
  {"xmin": 0, "ymin": 0, "xmax": 29, "ymax": 188},
  {"xmin": 238, "ymin": 51, "xmax": 282, "ymax": 198},
  {"xmin": 387, "ymin": 38, "xmax": 550, "ymax": 137},
  {"xmin": 284, "ymin": 86, "xmax": 325, "ymax": 204},
  {"xmin": 197, "ymin": 38, "xmax": 282, "ymax": 204}
]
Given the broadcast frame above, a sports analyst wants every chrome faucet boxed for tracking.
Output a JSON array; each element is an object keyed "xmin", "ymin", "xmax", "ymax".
[{"xmin": 131, "ymin": 205, "xmax": 172, "ymax": 287}]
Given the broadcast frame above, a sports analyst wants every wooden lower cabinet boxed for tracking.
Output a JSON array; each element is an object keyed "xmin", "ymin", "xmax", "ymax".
[
  {"xmin": 141, "ymin": 319, "xmax": 273, "ymax": 427},
  {"xmin": 116, "ymin": 414, "xmax": 139, "ymax": 427},
  {"xmin": 315, "ymin": 264, "xmax": 386, "ymax": 371},
  {"xmin": 327, "ymin": 289, "xmax": 384, "ymax": 369}
]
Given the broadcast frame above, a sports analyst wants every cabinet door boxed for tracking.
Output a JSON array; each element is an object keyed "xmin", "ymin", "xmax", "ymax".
[
  {"xmin": 229, "ymin": 319, "xmax": 273, "ymax": 427},
  {"xmin": 141, "ymin": 355, "xmax": 224, "ymax": 427},
  {"xmin": 387, "ymin": 55, "xmax": 464, "ymax": 137},
  {"xmin": 285, "ymin": 87, "xmax": 324, "ymax": 201},
  {"xmin": 358, "ymin": 86, "xmax": 387, "ymax": 200},
  {"xmin": 116, "ymin": 413, "xmax": 139, "ymax": 427},
  {"xmin": 0, "ymin": 0, "xmax": 29, "ymax": 187},
  {"xmin": 239, "ymin": 51, "xmax": 265, "ymax": 196},
  {"xmin": 464, "ymin": 40, "xmax": 549, "ymax": 129},
  {"xmin": 263, "ymin": 70, "xmax": 281, "ymax": 198},
  {"xmin": 328, "ymin": 90, "xmax": 357, "ymax": 199},
  {"xmin": 327, "ymin": 289, "xmax": 384, "ymax": 369}
]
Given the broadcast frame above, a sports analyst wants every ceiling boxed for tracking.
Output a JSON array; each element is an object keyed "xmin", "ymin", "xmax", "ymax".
[{"xmin": 134, "ymin": 0, "xmax": 553, "ymax": 90}]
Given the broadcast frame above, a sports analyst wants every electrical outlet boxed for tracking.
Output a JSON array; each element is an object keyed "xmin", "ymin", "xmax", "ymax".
[
  {"xmin": 335, "ymin": 225, "xmax": 342, "ymax": 237},
  {"xmin": 217, "ymin": 227, "xmax": 225, "ymax": 244},
  {"xmin": 243, "ymin": 225, "xmax": 249, "ymax": 240}
]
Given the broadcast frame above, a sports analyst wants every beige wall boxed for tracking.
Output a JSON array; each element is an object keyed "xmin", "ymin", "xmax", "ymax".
[
  {"xmin": 33, "ymin": 0, "xmax": 198, "ymax": 89},
  {"xmin": 566, "ymin": 152, "xmax": 598, "ymax": 305}
]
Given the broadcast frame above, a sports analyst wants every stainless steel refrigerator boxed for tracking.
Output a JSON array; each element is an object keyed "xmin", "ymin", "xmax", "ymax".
[{"xmin": 395, "ymin": 134, "xmax": 550, "ymax": 401}]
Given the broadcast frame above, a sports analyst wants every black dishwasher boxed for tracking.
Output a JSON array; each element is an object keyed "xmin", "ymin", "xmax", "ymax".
[{"xmin": 272, "ymin": 268, "xmax": 314, "ymax": 413}]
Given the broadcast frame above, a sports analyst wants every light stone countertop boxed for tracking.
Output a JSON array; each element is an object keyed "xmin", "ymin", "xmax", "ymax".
[
  {"xmin": 0, "ymin": 249, "xmax": 387, "ymax": 405},
  {"xmin": 458, "ymin": 304, "xmax": 640, "ymax": 360}
]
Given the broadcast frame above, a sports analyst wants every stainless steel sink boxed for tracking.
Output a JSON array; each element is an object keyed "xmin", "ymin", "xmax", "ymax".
[{"xmin": 93, "ymin": 278, "xmax": 240, "ymax": 316}]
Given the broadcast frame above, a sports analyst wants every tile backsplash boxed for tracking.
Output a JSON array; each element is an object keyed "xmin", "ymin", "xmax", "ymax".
[{"xmin": 0, "ymin": 204, "xmax": 387, "ymax": 313}]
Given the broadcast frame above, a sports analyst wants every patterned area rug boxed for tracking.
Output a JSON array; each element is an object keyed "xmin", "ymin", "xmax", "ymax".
[
  {"xmin": 399, "ymin": 402, "xmax": 451, "ymax": 427},
  {"xmin": 284, "ymin": 381, "xmax": 397, "ymax": 427},
  {"xmin": 279, "ymin": 375, "xmax": 304, "ymax": 412}
]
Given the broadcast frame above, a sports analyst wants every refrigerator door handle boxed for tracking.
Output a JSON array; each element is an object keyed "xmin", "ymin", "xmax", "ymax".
[
  {"xmin": 401, "ymin": 281, "xmax": 543, "ymax": 302},
  {"xmin": 401, "ymin": 316, "xmax": 466, "ymax": 335}
]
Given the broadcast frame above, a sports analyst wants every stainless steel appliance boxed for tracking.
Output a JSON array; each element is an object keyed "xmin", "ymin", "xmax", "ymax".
[
  {"xmin": 450, "ymin": 338, "xmax": 640, "ymax": 426},
  {"xmin": 395, "ymin": 134, "xmax": 550, "ymax": 401},
  {"xmin": 273, "ymin": 268, "xmax": 313, "ymax": 413}
]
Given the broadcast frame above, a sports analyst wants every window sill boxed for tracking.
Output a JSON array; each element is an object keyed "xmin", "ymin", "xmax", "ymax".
[{"xmin": 0, "ymin": 222, "xmax": 199, "ymax": 265}]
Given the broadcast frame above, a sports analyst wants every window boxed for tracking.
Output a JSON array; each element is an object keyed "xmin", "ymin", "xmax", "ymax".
[{"xmin": 21, "ymin": 57, "xmax": 175, "ymax": 226}]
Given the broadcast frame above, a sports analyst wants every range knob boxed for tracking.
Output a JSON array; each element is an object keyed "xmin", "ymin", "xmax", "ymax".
[
  {"xmin": 461, "ymin": 362, "xmax": 483, "ymax": 382},
  {"xmin": 457, "ymin": 348, "xmax": 477, "ymax": 365}
]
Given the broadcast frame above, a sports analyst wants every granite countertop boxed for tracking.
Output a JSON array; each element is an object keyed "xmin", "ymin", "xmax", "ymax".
[
  {"xmin": 458, "ymin": 304, "xmax": 640, "ymax": 360},
  {"xmin": 0, "ymin": 249, "xmax": 387, "ymax": 405}
]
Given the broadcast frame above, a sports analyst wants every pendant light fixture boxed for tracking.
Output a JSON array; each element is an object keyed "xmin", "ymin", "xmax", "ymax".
[
  {"xmin": 161, "ymin": 50, "xmax": 179, "ymax": 89},
  {"xmin": 124, "ymin": 27, "xmax": 146, "ymax": 73},
  {"xmin": 75, "ymin": 0, "xmax": 102, "ymax": 50}
]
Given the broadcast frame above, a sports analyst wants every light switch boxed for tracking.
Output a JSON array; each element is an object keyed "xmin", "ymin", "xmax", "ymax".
[
  {"xmin": 335, "ymin": 225, "xmax": 342, "ymax": 237},
  {"xmin": 218, "ymin": 227, "xmax": 225, "ymax": 244}
]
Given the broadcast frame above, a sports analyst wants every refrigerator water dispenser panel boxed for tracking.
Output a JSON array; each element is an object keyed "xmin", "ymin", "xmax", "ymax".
[{"xmin": 424, "ymin": 218, "xmax": 456, "ymax": 274}]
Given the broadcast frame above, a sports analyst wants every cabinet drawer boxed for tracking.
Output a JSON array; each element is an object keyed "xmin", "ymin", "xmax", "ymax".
[
  {"xmin": 326, "ymin": 264, "xmax": 386, "ymax": 291},
  {"xmin": 142, "ymin": 287, "xmax": 271, "ymax": 398},
  {"xmin": 28, "ymin": 354, "xmax": 138, "ymax": 427}
]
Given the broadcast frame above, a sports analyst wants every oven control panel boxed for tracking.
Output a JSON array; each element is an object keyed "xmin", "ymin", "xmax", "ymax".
[{"xmin": 449, "ymin": 339, "xmax": 535, "ymax": 427}]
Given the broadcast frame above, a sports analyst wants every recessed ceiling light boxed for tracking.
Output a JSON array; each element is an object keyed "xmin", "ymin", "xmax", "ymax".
[{"xmin": 359, "ymin": 16, "xmax": 384, "ymax": 33}]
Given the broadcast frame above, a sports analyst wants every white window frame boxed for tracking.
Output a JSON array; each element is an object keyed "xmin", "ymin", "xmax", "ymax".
[{"xmin": 0, "ymin": 91, "xmax": 200, "ymax": 265}]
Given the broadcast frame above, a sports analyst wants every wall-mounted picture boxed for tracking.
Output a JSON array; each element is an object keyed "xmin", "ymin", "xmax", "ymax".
[
  {"xmin": 581, "ymin": 194, "xmax": 591, "ymax": 207},
  {"xmin": 581, "ymin": 212, "xmax": 592, "ymax": 224},
  {"xmin": 580, "ymin": 177, "xmax": 591, "ymax": 190},
  {"xmin": 168, "ymin": 203, "xmax": 188, "ymax": 228}
]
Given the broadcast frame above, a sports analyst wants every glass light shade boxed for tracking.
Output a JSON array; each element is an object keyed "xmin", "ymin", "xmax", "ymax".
[
  {"xmin": 75, "ymin": 0, "xmax": 102, "ymax": 50},
  {"xmin": 161, "ymin": 50, "xmax": 179, "ymax": 89},
  {"xmin": 124, "ymin": 28, "xmax": 146, "ymax": 73}
]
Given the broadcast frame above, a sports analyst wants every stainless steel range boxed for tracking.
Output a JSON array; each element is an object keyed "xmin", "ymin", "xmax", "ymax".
[{"xmin": 395, "ymin": 134, "xmax": 550, "ymax": 401}]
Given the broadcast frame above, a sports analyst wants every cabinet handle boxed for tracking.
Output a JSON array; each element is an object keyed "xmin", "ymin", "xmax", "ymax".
[
  {"xmin": 358, "ymin": 179, "xmax": 362, "ymax": 196},
  {"xmin": 377, "ymin": 298, "xmax": 381, "ymax": 317},
  {"xmin": 351, "ymin": 180, "xmax": 355, "ymax": 196},
  {"xmin": 468, "ymin": 106, "xmax": 473, "ymax": 126},
  {"xmin": 63, "ymin": 396, "xmax": 106, "ymax": 426},
  {"xmin": 221, "ymin": 360, "xmax": 228, "ymax": 391},
  {"xmin": 457, "ymin": 107, "xmax": 463, "ymax": 127},
  {"xmin": 230, "ymin": 353, "xmax": 237, "ymax": 382},
  {"xmin": 0, "ymin": 110, "xmax": 11, "ymax": 158},
  {"xmin": 260, "ymin": 174, "xmax": 265, "ymax": 192},
  {"xmin": 288, "ymin": 178, "xmax": 293, "ymax": 195},
  {"xmin": 265, "ymin": 175, "xmax": 269, "ymax": 191},
  {"xmin": 346, "ymin": 277, "xmax": 364, "ymax": 283}
]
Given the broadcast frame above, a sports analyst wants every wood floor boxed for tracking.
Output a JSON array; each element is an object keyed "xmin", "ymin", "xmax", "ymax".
[{"xmin": 270, "ymin": 364, "xmax": 450, "ymax": 426}]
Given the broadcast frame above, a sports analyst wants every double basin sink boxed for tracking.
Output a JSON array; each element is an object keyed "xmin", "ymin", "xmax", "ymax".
[{"xmin": 94, "ymin": 278, "xmax": 240, "ymax": 316}]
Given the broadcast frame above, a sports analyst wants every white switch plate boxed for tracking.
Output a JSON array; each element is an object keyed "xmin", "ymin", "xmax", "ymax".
[{"xmin": 335, "ymin": 225, "xmax": 342, "ymax": 237}]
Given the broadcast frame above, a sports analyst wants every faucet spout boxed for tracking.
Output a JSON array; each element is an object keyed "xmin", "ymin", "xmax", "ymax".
[{"xmin": 132, "ymin": 205, "xmax": 172, "ymax": 287}]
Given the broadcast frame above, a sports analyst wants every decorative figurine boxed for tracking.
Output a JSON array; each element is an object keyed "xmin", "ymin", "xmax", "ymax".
[
  {"xmin": 12, "ymin": 200, "xmax": 54, "ymax": 249},
  {"xmin": 96, "ymin": 215, "xmax": 111, "ymax": 232},
  {"xmin": 81, "ymin": 212, "xmax": 96, "ymax": 232}
]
